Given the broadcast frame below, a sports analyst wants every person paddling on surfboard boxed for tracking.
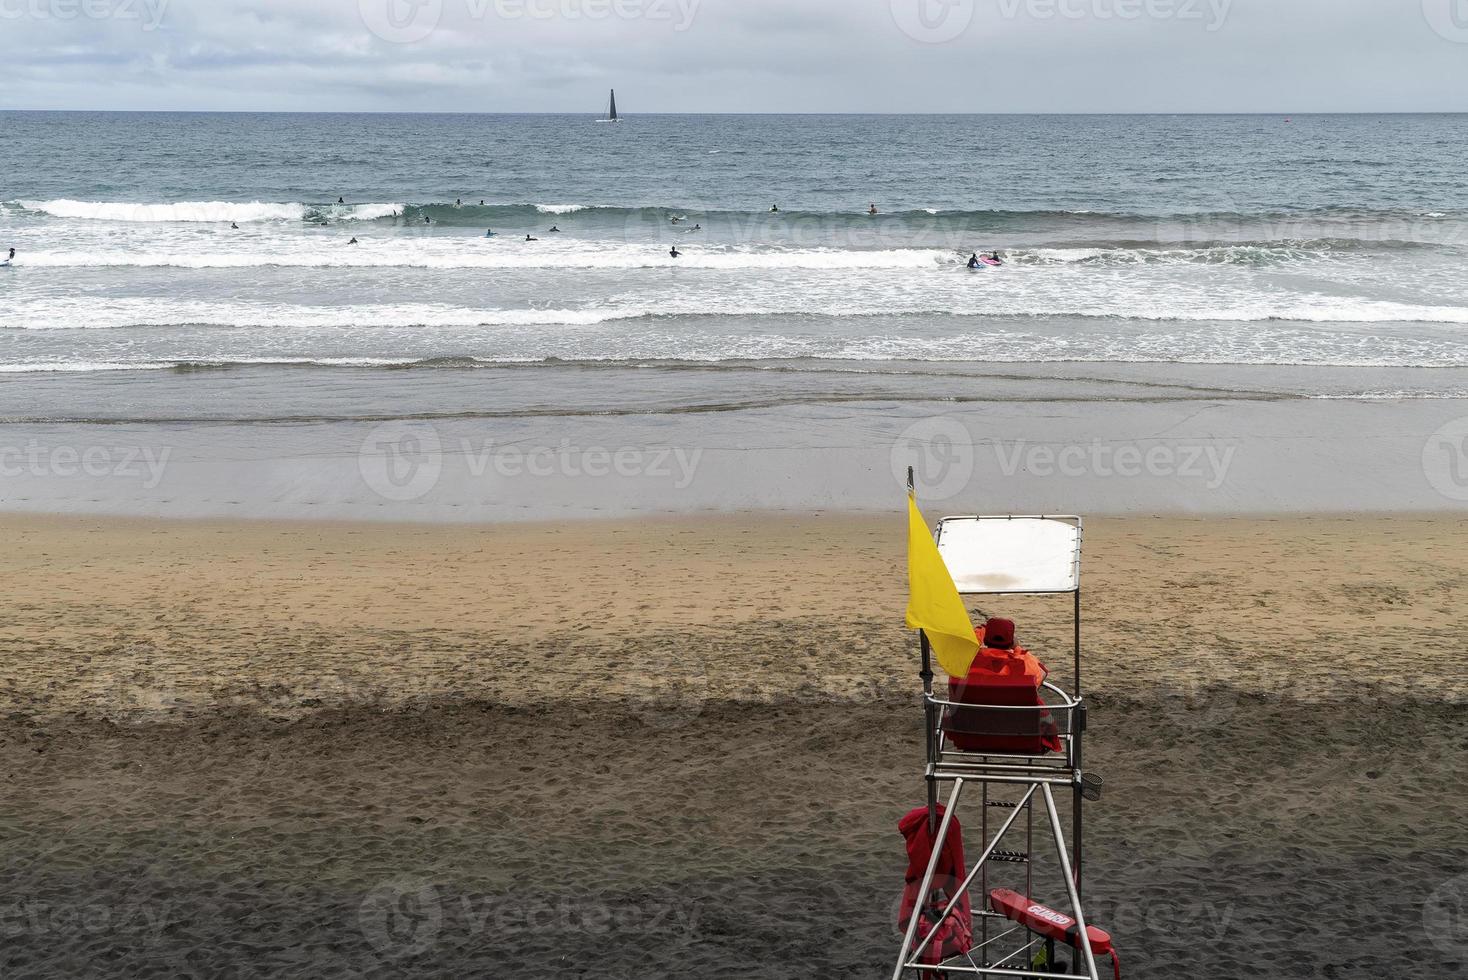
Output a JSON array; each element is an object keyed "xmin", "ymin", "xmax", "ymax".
[
  {"xmin": 485, "ymin": 228, "xmax": 495, "ymax": 237},
  {"xmin": 869, "ymin": 203, "xmax": 878, "ymax": 215},
  {"xmin": 988, "ymin": 251, "xmax": 1004, "ymax": 266},
  {"xmin": 526, "ymin": 234, "xmax": 538, "ymax": 241},
  {"xmin": 770, "ymin": 205, "xmax": 780, "ymax": 213},
  {"xmin": 348, "ymin": 237, "xmax": 358, "ymax": 245}
]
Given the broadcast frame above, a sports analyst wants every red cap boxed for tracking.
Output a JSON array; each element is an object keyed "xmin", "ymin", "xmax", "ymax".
[{"xmin": 984, "ymin": 618, "xmax": 1016, "ymax": 650}]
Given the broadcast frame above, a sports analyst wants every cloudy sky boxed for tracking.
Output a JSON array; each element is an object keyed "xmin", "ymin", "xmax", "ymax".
[{"xmin": 2, "ymin": 0, "xmax": 1466, "ymax": 113}]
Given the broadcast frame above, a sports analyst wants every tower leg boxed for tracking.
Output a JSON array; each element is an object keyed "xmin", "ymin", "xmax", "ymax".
[{"xmin": 1041, "ymin": 783, "xmax": 1101, "ymax": 980}]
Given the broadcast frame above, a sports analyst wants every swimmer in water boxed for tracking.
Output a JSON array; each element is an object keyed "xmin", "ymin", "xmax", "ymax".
[
  {"xmin": 670, "ymin": 246, "xmax": 681, "ymax": 258},
  {"xmin": 456, "ymin": 199, "xmax": 462, "ymax": 206}
]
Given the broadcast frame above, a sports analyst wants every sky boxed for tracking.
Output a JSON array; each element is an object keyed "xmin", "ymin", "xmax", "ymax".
[{"xmin": 1, "ymin": 0, "xmax": 1467, "ymax": 113}]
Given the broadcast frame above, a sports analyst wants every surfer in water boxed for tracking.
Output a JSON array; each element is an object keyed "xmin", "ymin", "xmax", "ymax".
[
  {"xmin": 526, "ymin": 234, "xmax": 538, "ymax": 242},
  {"xmin": 348, "ymin": 237, "xmax": 358, "ymax": 245},
  {"xmin": 669, "ymin": 246, "xmax": 681, "ymax": 258},
  {"xmin": 968, "ymin": 253, "xmax": 981, "ymax": 269},
  {"xmin": 4, "ymin": 247, "xmax": 13, "ymax": 265},
  {"xmin": 770, "ymin": 205, "xmax": 780, "ymax": 213},
  {"xmin": 425, "ymin": 216, "xmax": 432, "ymax": 224},
  {"xmin": 485, "ymin": 228, "xmax": 495, "ymax": 237},
  {"xmin": 692, "ymin": 223, "xmax": 701, "ymax": 230},
  {"xmin": 869, "ymin": 203, "xmax": 879, "ymax": 215},
  {"xmin": 548, "ymin": 225, "xmax": 561, "ymax": 233},
  {"xmin": 988, "ymin": 251, "xmax": 1004, "ymax": 266},
  {"xmin": 231, "ymin": 222, "xmax": 239, "ymax": 230},
  {"xmin": 338, "ymin": 197, "xmax": 345, "ymax": 205}
]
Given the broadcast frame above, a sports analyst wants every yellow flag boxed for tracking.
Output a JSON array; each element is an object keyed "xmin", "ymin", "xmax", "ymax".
[{"xmin": 905, "ymin": 495, "xmax": 979, "ymax": 678}]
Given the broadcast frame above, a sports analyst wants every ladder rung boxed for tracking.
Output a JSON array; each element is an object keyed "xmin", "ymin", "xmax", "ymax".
[
  {"xmin": 988, "ymin": 850, "xmax": 1029, "ymax": 864},
  {"xmin": 985, "ymin": 800, "xmax": 1021, "ymax": 809}
]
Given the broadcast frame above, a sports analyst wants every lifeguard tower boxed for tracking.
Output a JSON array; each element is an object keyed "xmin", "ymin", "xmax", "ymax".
[{"xmin": 892, "ymin": 506, "xmax": 1113, "ymax": 980}]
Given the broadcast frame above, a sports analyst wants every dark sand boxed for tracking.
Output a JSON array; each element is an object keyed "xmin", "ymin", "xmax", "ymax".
[{"xmin": 1, "ymin": 513, "xmax": 1465, "ymax": 977}]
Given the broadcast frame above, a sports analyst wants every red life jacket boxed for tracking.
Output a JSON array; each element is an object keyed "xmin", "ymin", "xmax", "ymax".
[
  {"xmin": 946, "ymin": 630, "xmax": 1061, "ymax": 755},
  {"xmin": 897, "ymin": 805, "xmax": 973, "ymax": 965}
]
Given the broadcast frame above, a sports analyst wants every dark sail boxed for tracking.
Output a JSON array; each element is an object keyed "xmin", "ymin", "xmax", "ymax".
[{"xmin": 609, "ymin": 89, "xmax": 618, "ymax": 121}]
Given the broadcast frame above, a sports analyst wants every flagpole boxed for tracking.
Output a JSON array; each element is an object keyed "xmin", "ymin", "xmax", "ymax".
[{"xmin": 909, "ymin": 467, "xmax": 939, "ymax": 837}]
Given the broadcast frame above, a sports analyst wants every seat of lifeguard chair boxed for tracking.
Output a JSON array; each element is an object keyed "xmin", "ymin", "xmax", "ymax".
[{"xmin": 944, "ymin": 620, "xmax": 1061, "ymax": 756}]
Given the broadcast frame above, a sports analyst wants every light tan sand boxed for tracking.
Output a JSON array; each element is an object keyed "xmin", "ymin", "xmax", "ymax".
[{"xmin": 1, "ymin": 513, "xmax": 1465, "ymax": 977}]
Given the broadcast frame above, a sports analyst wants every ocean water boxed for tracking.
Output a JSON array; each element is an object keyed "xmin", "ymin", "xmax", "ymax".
[{"xmin": 3, "ymin": 111, "xmax": 1468, "ymax": 518}]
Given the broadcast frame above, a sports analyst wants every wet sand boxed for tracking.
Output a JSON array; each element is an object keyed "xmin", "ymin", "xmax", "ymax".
[{"xmin": 2, "ymin": 513, "xmax": 1466, "ymax": 977}]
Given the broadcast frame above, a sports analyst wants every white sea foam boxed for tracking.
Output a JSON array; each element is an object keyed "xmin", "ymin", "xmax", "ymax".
[
  {"xmin": 20, "ymin": 200, "xmax": 402, "ymax": 223},
  {"xmin": 19, "ymin": 244, "xmax": 955, "ymax": 271},
  {"xmin": 535, "ymin": 204, "xmax": 588, "ymax": 214}
]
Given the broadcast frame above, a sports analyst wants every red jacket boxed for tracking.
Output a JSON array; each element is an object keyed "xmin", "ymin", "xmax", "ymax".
[{"xmin": 898, "ymin": 805, "xmax": 972, "ymax": 964}]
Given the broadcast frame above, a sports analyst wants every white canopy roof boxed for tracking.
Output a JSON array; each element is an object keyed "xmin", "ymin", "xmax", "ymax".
[{"xmin": 934, "ymin": 516, "xmax": 1082, "ymax": 595}]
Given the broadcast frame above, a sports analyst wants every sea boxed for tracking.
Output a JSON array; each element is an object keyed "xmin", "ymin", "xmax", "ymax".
[{"xmin": 4, "ymin": 111, "xmax": 1468, "ymax": 518}]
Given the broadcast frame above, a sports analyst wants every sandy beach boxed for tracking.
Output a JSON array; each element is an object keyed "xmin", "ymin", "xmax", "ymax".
[{"xmin": 2, "ymin": 512, "xmax": 1465, "ymax": 977}]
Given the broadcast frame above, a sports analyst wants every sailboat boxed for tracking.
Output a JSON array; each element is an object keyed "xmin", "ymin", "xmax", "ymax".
[{"xmin": 601, "ymin": 89, "xmax": 620, "ymax": 123}]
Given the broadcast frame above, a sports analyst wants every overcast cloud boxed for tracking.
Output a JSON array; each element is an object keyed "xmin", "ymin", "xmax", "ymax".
[{"xmin": 1, "ymin": 0, "xmax": 1465, "ymax": 112}]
